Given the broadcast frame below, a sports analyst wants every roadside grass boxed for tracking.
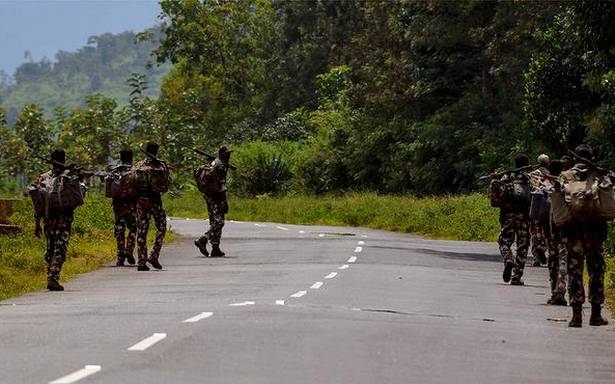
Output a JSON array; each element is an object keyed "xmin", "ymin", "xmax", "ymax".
[
  {"xmin": 0, "ymin": 194, "xmax": 173, "ymax": 301},
  {"xmin": 166, "ymin": 190, "xmax": 615, "ymax": 309}
]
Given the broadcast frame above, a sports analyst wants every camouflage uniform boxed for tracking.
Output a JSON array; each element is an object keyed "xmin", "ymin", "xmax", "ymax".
[
  {"xmin": 529, "ymin": 166, "xmax": 550, "ymax": 264},
  {"xmin": 35, "ymin": 169, "xmax": 75, "ymax": 285},
  {"xmin": 559, "ymin": 164, "xmax": 608, "ymax": 306},
  {"xmin": 198, "ymin": 158, "xmax": 229, "ymax": 247},
  {"xmin": 43, "ymin": 213, "xmax": 73, "ymax": 283},
  {"xmin": 111, "ymin": 164, "xmax": 137, "ymax": 263},
  {"xmin": 134, "ymin": 158, "xmax": 168, "ymax": 267},
  {"xmin": 548, "ymin": 224, "xmax": 568, "ymax": 299},
  {"xmin": 497, "ymin": 172, "xmax": 531, "ymax": 280}
]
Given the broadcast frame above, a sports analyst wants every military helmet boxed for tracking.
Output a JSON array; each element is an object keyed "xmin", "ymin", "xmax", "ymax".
[{"xmin": 537, "ymin": 154, "xmax": 549, "ymax": 166}]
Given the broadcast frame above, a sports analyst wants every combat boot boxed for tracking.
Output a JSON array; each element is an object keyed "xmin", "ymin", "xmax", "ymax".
[
  {"xmin": 47, "ymin": 280, "xmax": 64, "ymax": 291},
  {"xmin": 137, "ymin": 265, "xmax": 150, "ymax": 271},
  {"xmin": 589, "ymin": 304, "xmax": 609, "ymax": 326},
  {"xmin": 547, "ymin": 294, "xmax": 567, "ymax": 306},
  {"xmin": 194, "ymin": 238, "xmax": 209, "ymax": 257},
  {"xmin": 503, "ymin": 260, "xmax": 513, "ymax": 283},
  {"xmin": 210, "ymin": 244, "xmax": 225, "ymax": 257},
  {"xmin": 116, "ymin": 256, "xmax": 125, "ymax": 267},
  {"xmin": 569, "ymin": 304, "xmax": 583, "ymax": 328},
  {"xmin": 510, "ymin": 277, "xmax": 524, "ymax": 286},
  {"xmin": 125, "ymin": 253, "xmax": 136, "ymax": 265},
  {"xmin": 148, "ymin": 258, "xmax": 163, "ymax": 270}
]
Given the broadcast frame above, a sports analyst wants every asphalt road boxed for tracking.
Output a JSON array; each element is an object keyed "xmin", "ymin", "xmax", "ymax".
[{"xmin": 1, "ymin": 218, "xmax": 615, "ymax": 384}]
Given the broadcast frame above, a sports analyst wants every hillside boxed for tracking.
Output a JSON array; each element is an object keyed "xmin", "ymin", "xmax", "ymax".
[{"xmin": 0, "ymin": 28, "xmax": 169, "ymax": 123}]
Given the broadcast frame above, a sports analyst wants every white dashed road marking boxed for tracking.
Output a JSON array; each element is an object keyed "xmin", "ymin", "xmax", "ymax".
[
  {"xmin": 358, "ymin": 241, "xmax": 365, "ymax": 245},
  {"xmin": 354, "ymin": 246, "xmax": 363, "ymax": 253},
  {"xmin": 254, "ymin": 224, "xmax": 265, "ymax": 227},
  {"xmin": 338, "ymin": 264, "xmax": 349, "ymax": 270},
  {"xmin": 128, "ymin": 333, "xmax": 167, "ymax": 351},
  {"xmin": 49, "ymin": 365, "xmax": 101, "ymax": 384},
  {"xmin": 361, "ymin": 235, "xmax": 368, "ymax": 238},
  {"xmin": 276, "ymin": 226, "xmax": 289, "ymax": 231},
  {"xmin": 183, "ymin": 312, "xmax": 213, "ymax": 323},
  {"xmin": 319, "ymin": 234, "xmax": 325, "ymax": 237},
  {"xmin": 325, "ymin": 272, "xmax": 338, "ymax": 279},
  {"xmin": 299, "ymin": 230, "xmax": 306, "ymax": 234},
  {"xmin": 310, "ymin": 282, "xmax": 323, "ymax": 289},
  {"xmin": 291, "ymin": 291, "xmax": 307, "ymax": 298},
  {"xmin": 229, "ymin": 301, "xmax": 255, "ymax": 307},
  {"xmin": 348, "ymin": 256, "xmax": 357, "ymax": 263},
  {"xmin": 276, "ymin": 300, "xmax": 286, "ymax": 305}
]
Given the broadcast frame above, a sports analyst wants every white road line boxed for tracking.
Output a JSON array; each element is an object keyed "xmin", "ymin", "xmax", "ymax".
[
  {"xmin": 183, "ymin": 312, "xmax": 213, "ymax": 323},
  {"xmin": 361, "ymin": 234, "xmax": 368, "ymax": 238},
  {"xmin": 354, "ymin": 246, "xmax": 363, "ymax": 253},
  {"xmin": 358, "ymin": 241, "xmax": 365, "ymax": 245},
  {"xmin": 290, "ymin": 290, "xmax": 307, "ymax": 298},
  {"xmin": 276, "ymin": 226, "xmax": 289, "ymax": 231},
  {"xmin": 229, "ymin": 301, "xmax": 255, "ymax": 306},
  {"xmin": 254, "ymin": 223, "xmax": 265, "ymax": 227},
  {"xmin": 299, "ymin": 230, "xmax": 306, "ymax": 234},
  {"xmin": 276, "ymin": 300, "xmax": 286, "ymax": 305},
  {"xmin": 338, "ymin": 264, "xmax": 349, "ymax": 270},
  {"xmin": 325, "ymin": 272, "xmax": 338, "ymax": 279},
  {"xmin": 319, "ymin": 233, "xmax": 325, "ymax": 237},
  {"xmin": 348, "ymin": 256, "xmax": 357, "ymax": 263},
  {"xmin": 128, "ymin": 333, "xmax": 167, "ymax": 351},
  {"xmin": 49, "ymin": 365, "xmax": 101, "ymax": 384},
  {"xmin": 310, "ymin": 282, "xmax": 323, "ymax": 289}
]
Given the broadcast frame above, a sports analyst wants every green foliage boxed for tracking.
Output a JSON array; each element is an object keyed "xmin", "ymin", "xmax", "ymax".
[{"xmin": 1, "ymin": 28, "xmax": 170, "ymax": 124}]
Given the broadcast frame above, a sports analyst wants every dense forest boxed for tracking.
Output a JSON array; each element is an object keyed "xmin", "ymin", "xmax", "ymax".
[
  {"xmin": 1, "ymin": 0, "xmax": 615, "ymax": 197},
  {"xmin": 0, "ymin": 28, "xmax": 169, "ymax": 124}
]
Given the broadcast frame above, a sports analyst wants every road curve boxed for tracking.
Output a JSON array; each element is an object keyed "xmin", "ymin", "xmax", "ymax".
[{"xmin": 1, "ymin": 218, "xmax": 614, "ymax": 384}]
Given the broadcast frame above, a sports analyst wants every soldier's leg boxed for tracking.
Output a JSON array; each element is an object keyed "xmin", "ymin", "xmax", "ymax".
[
  {"xmin": 547, "ymin": 246, "xmax": 558, "ymax": 294},
  {"xmin": 565, "ymin": 234, "xmax": 585, "ymax": 306},
  {"xmin": 124, "ymin": 204, "xmax": 137, "ymax": 264},
  {"xmin": 43, "ymin": 218, "xmax": 56, "ymax": 275},
  {"xmin": 512, "ymin": 218, "xmax": 530, "ymax": 281},
  {"xmin": 48, "ymin": 216, "xmax": 73, "ymax": 288},
  {"xmin": 113, "ymin": 205, "xmax": 127, "ymax": 264},
  {"xmin": 136, "ymin": 203, "xmax": 151, "ymax": 267},
  {"xmin": 498, "ymin": 215, "xmax": 515, "ymax": 282},
  {"xmin": 556, "ymin": 242, "xmax": 568, "ymax": 297},
  {"xmin": 586, "ymin": 236, "xmax": 606, "ymax": 306},
  {"xmin": 208, "ymin": 202, "xmax": 225, "ymax": 246},
  {"xmin": 531, "ymin": 220, "xmax": 546, "ymax": 265},
  {"xmin": 148, "ymin": 202, "xmax": 167, "ymax": 263}
]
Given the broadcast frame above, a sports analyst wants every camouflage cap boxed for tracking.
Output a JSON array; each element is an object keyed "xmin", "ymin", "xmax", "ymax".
[{"xmin": 219, "ymin": 145, "xmax": 233, "ymax": 155}]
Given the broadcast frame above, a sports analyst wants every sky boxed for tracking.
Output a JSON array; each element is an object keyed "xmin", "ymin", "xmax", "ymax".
[{"xmin": 0, "ymin": 0, "xmax": 160, "ymax": 76}]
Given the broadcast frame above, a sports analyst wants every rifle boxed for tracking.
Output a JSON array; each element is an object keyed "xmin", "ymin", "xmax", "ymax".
[
  {"xmin": 35, "ymin": 155, "xmax": 104, "ymax": 179},
  {"xmin": 567, "ymin": 150, "xmax": 609, "ymax": 174},
  {"xmin": 176, "ymin": 141, "xmax": 237, "ymax": 171},
  {"xmin": 140, "ymin": 148, "xmax": 164, "ymax": 164},
  {"xmin": 478, "ymin": 164, "xmax": 537, "ymax": 181}
]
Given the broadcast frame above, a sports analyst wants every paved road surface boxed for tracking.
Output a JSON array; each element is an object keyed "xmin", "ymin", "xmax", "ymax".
[{"xmin": 1, "ymin": 218, "xmax": 615, "ymax": 384}]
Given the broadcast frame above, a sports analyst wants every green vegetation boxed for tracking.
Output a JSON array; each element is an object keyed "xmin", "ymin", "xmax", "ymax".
[
  {"xmin": 0, "ymin": 195, "xmax": 116, "ymax": 300},
  {"xmin": 0, "ymin": 28, "xmax": 170, "ymax": 124}
]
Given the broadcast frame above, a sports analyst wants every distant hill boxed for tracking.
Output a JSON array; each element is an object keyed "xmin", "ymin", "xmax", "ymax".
[{"xmin": 0, "ymin": 28, "xmax": 169, "ymax": 123}]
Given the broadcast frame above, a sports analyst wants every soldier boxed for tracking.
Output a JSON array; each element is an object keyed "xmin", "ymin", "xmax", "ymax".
[
  {"xmin": 560, "ymin": 144, "xmax": 609, "ymax": 327},
  {"xmin": 135, "ymin": 141, "xmax": 169, "ymax": 271},
  {"xmin": 33, "ymin": 149, "xmax": 78, "ymax": 291},
  {"xmin": 529, "ymin": 154, "xmax": 550, "ymax": 266},
  {"xmin": 194, "ymin": 145, "xmax": 232, "ymax": 257},
  {"xmin": 546, "ymin": 159, "xmax": 567, "ymax": 306},
  {"xmin": 111, "ymin": 148, "xmax": 137, "ymax": 266},
  {"xmin": 499, "ymin": 154, "xmax": 532, "ymax": 286}
]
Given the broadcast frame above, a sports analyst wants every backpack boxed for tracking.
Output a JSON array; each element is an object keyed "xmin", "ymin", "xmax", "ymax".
[
  {"xmin": 529, "ymin": 189, "xmax": 551, "ymax": 221},
  {"xmin": 29, "ymin": 170, "xmax": 85, "ymax": 218},
  {"xmin": 551, "ymin": 169, "xmax": 615, "ymax": 226},
  {"xmin": 489, "ymin": 174, "xmax": 530, "ymax": 209},
  {"xmin": 129, "ymin": 160, "xmax": 171, "ymax": 193},
  {"xmin": 104, "ymin": 165, "xmax": 135, "ymax": 199},
  {"xmin": 193, "ymin": 162, "xmax": 220, "ymax": 194}
]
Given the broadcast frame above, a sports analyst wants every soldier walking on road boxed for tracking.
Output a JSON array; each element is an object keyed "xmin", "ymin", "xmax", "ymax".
[
  {"xmin": 135, "ymin": 142, "xmax": 170, "ymax": 271},
  {"xmin": 529, "ymin": 154, "xmax": 550, "ymax": 266},
  {"xmin": 194, "ymin": 145, "xmax": 232, "ymax": 257},
  {"xmin": 498, "ymin": 154, "xmax": 532, "ymax": 286},
  {"xmin": 546, "ymin": 159, "xmax": 567, "ymax": 306},
  {"xmin": 558, "ymin": 145, "xmax": 609, "ymax": 327},
  {"xmin": 111, "ymin": 148, "xmax": 137, "ymax": 266},
  {"xmin": 32, "ymin": 149, "xmax": 82, "ymax": 291}
]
